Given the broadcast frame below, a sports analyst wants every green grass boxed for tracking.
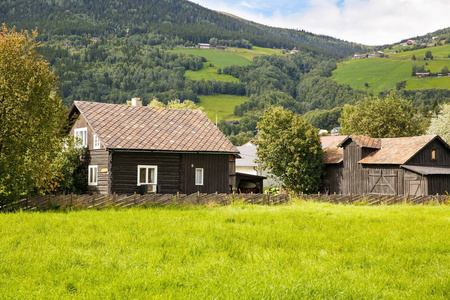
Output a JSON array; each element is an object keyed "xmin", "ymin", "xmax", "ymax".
[
  {"xmin": 333, "ymin": 58, "xmax": 413, "ymax": 93},
  {"xmin": 172, "ymin": 47, "xmax": 281, "ymax": 82},
  {"xmin": 1, "ymin": 203, "xmax": 449, "ymax": 299},
  {"xmin": 198, "ymin": 94, "xmax": 248, "ymax": 121},
  {"xmin": 171, "ymin": 48, "xmax": 253, "ymax": 68},
  {"xmin": 389, "ymin": 44, "xmax": 450, "ymax": 59},
  {"xmin": 185, "ymin": 66, "xmax": 238, "ymax": 82},
  {"xmin": 407, "ymin": 77, "xmax": 450, "ymax": 90}
]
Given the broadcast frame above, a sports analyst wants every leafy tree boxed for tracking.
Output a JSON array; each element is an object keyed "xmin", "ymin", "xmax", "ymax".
[
  {"xmin": 256, "ymin": 107, "xmax": 323, "ymax": 193},
  {"xmin": 396, "ymin": 80, "xmax": 406, "ymax": 90},
  {"xmin": 426, "ymin": 104, "xmax": 450, "ymax": 143},
  {"xmin": 0, "ymin": 25, "xmax": 69, "ymax": 203},
  {"xmin": 227, "ymin": 131, "xmax": 255, "ymax": 146},
  {"xmin": 441, "ymin": 66, "xmax": 449, "ymax": 76},
  {"xmin": 339, "ymin": 93, "xmax": 424, "ymax": 138},
  {"xmin": 148, "ymin": 98, "xmax": 203, "ymax": 110},
  {"xmin": 425, "ymin": 50, "xmax": 433, "ymax": 60}
]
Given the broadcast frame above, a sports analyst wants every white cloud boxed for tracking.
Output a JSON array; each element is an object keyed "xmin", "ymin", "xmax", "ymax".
[{"xmin": 190, "ymin": 0, "xmax": 450, "ymax": 45}]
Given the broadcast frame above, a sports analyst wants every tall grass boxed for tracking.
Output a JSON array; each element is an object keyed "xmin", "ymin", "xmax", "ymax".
[{"xmin": 1, "ymin": 203, "xmax": 449, "ymax": 299}]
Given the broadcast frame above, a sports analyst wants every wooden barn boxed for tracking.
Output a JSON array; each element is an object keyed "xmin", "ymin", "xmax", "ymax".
[
  {"xmin": 68, "ymin": 100, "xmax": 240, "ymax": 195},
  {"xmin": 322, "ymin": 135, "xmax": 450, "ymax": 196}
]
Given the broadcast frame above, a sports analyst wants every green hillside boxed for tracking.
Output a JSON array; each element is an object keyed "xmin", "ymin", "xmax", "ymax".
[
  {"xmin": 333, "ymin": 44, "xmax": 450, "ymax": 93},
  {"xmin": 199, "ymin": 94, "xmax": 248, "ymax": 121},
  {"xmin": 172, "ymin": 47, "xmax": 276, "ymax": 82}
]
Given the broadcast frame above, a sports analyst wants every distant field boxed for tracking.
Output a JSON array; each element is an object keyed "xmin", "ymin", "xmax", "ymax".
[
  {"xmin": 407, "ymin": 77, "xmax": 450, "ymax": 90},
  {"xmin": 1, "ymin": 203, "xmax": 449, "ymax": 299},
  {"xmin": 333, "ymin": 58, "xmax": 412, "ymax": 93},
  {"xmin": 172, "ymin": 47, "xmax": 281, "ymax": 82},
  {"xmin": 185, "ymin": 66, "xmax": 238, "ymax": 82},
  {"xmin": 171, "ymin": 48, "xmax": 253, "ymax": 68},
  {"xmin": 389, "ymin": 44, "xmax": 450, "ymax": 59},
  {"xmin": 198, "ymin": 94, "xmax": 248, "ymax": 121}
]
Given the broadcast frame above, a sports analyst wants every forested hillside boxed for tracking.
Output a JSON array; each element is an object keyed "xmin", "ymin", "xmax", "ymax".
[
  {"xmin": 1, "ymin": 0, "xmax": 366, "ymax": 58},
  {"xmin": 2, "ymin": 0, "xmax": 450, "ymax": 140}
]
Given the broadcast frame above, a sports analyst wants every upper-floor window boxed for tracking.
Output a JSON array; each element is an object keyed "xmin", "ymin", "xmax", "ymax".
[
  {"xmin": 93, "ymin": 134, "xmax": 101, "ymax": 149},
  {"xmin": 431, "ymin": 149, "xmax": 436, "ymax": 160},
  {"xmin": 195, "ymin": 168, "xmax": 204, "ymax": 185},
  {"xmin": 74, "ymin": 127, "xmax": 88, "ymax": 148}
]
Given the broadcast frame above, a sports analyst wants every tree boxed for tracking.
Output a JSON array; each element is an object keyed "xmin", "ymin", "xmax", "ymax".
[
  {"xmin": 0, "ymin": 25, "xmax": 68, "ymax": 203},
  {"xmin": 148, "ymin": 98, "xmax": 203, "ymax": 110},
  {"xmin": 427, "ymin": 104, "xmax": 450, "ymax": 143},
  {"xmin": 425, "ymin": 50, "xmax": 433, "ymax": 60},
  {"xmin": 256, "ymin": 107, "xmax": 323, "ymax": 193},
  {"xmin": 441, "ymin": 66, "xmax": 449, "ymax": 76},
  {"xmin": 339, "ymin": 93, "xmax": 424, "ymax": 138}
]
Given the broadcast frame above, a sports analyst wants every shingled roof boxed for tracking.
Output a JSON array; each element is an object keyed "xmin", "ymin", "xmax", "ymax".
[
  {"xmin": 69, "ymin": 101, "xmax": 238, "ymax": 153},
  {"xmin": 359, "ymin": 135, "xmax": 439, "ymax": 164},
  {"xmin": 323, "ymin": 135, "xmax": 443, "ymax": 165}
]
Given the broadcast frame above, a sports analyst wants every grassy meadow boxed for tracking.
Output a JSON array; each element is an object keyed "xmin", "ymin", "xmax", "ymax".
[
  {"xmin": 198, "ymin": 94, "xmax": 248, "ymax": 121},
  {"xmin": 1, "ymin": 202, "xmax": 449, "ymax": 299},
  {"xmin": 333, "ymin": 44, "xmax": 450, "ymax": 93},
  {"xmin": 172, "ymin": 47, "xmax": 280, "ymax": 82}
]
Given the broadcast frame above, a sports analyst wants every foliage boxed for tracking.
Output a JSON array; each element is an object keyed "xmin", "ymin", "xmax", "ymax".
[
  {"xmin": 256, "ymin": 107, "xmax": 323, "ymax": 193},
  {"xmin": 339, "ymin": 93, "xmax": 425, "ymax": 138},
  {"xmin": 198, "ymin": 94, "xmax": 248, "ymax": 122},
  {"xmin": 303, "ymin": 107, "xmax": 343, "ymax": 130},
  {"xmin": 426, "ymin": 104, "xmax": 450, "ymax": 143},
  {"xmin": 1, "ymin": 204, "xmax": 449, "ymax": 298},
  {"xmin": 0, "ymin": 25, "xmax": 69, "ymax": 203},
  {"xmin": 227, "ymin": 131, "xmax": 255, "ymax": 146}
]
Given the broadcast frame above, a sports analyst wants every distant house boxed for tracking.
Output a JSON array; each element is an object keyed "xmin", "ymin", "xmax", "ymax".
[
  {"xmin": 290, "ymin": 50, "xmax": 299, "ymax": 54},
  {"xmin": 92, "ymin": 37, "xmax": 99, "ymax": 42},
  {"xmin": 322, "ymin": 135, "xmax": 450, "ymax": 196},
  {"xmin": 375, "ymin": 51, "xmax": 384, "ymax": 57},
  {"xmin": 331, "ymin": 127, "xmax": 341, "ymax": 136},
  {"xmin": 216, "ymin": 46, "xmax": 226, "ymax": 50},
  {"xmin": 68, "ymin": 100, "xmax": 240, "ymax": 195},
  {"xmin": 386, "ymin": 51, "xmax": 397, "ymax": 55},
  {"xmin": 352, "ymin": 54, "xmax": 368, "ymax": 59},
  {"xmin": 198, "ymin": 43, "xmax": 212, "ymax": 49},
  {"xmin": 236, "ymin": 142, "xmax": 278, "ymax": 190},
  {"xmin": 416, "ymin": 73, "xmax": 430, "ymax": 77}
]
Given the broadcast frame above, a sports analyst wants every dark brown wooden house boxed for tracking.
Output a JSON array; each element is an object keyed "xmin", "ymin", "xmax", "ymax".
[
  {"xmin": 68, "ymin": 100, "xmax": 239, "ymax": 195},
  {"xmin": 323, "ymin": 135, "xmax": 450, "ymax": 196}
]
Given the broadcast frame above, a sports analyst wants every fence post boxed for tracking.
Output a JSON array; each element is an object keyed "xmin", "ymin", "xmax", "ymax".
[
  {"xmin": 197, "ymin": 191, "xmax": 200, "ymax": 204},
  {"xmin": 133, "ymin": 192, "xmax": 137, "ymax": 206}
]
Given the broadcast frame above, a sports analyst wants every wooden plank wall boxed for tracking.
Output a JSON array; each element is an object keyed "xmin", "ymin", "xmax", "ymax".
[
  {"xmin": 86, "ymin": 149, "xmax": 109, "ymax": 194},
  {"xmin": 111, "ymin": 152, "xmax": 181, "ymax": 194},
  {"xmin": 182, "ymin": 153, "xmax": 230, "ymax": 194}
]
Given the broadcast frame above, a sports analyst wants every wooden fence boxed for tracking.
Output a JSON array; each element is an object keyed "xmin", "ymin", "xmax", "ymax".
[{"xmin": 2, "ymin": 192, "xmax": 449, "ymax": 212}]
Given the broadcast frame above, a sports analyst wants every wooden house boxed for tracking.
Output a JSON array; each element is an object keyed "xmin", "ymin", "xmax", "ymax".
[
  {"xmin": 68, "ymin": 100, "xmax": 239, "ymax": 195},
  {"xmin": 323, "ymin": 135, "xmax": 450, "ymax": 196}
]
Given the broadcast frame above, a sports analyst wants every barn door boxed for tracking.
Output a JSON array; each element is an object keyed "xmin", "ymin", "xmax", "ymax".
[
  {"xmin": 368, "ymin": 170, "xmax": 397, "ymax": 195},
  {"xmin": 407, "ymin": 180, "xmax": 422, "ymax": 196}
]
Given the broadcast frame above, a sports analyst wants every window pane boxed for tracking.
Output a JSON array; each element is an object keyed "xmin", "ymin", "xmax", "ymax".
[
  {"xmin": 149, "ymin": 168, "xmax": 155, "ymax": 183},
  {"xmin": 139, "ymin": 168, "xmax": 146, "ymax": 184},
  {"xmin": 195, "ymin": 168, "xmax": 203, "ymax": 185}
]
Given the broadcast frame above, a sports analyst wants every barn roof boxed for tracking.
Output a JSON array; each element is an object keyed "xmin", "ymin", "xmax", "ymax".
[
  {"xmin": 323, "ymin": 140, "xmax": 344, "ymax": 164},
  {"xmin": 69, "ymin": 101, "xmax": 238, "ymax": 153},
  {"xmin": 401, "ymin": 165, "xmax": 450, "ymax": 175},
  {"xmin": 323, "ymin": 135, "xmax": 444, "ymax": 165},
  {"xmin": 359, "ymin": 135, "xmax": 438, "ymax": 164}
]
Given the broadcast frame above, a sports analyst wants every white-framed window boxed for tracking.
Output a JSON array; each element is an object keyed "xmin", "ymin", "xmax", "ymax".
[
  {"xmin": 195, "ymin": 168, "xmax": 204, "ymax": 185},
  {"xmin": 137, "ymin": 165, "xmax": 158, "ymax": 190},
  {"xmin": 93, "ymin": 134, "xmax": 101, "ymax": 149},
  {"xmin": 74, "ymin": 127, "xmax": 88, "ymax": 148},
  {"xmin": 88, "ymin": 165, "xmax": 98, "ymax": 186}
]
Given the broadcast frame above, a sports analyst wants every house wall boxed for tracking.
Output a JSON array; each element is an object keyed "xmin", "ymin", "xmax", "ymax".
[
  {"xmin": 69, "ymin": 114, "xmax": 96, "ymax": 150},
  {"xmin": 111, "ymin": 151, "xmax": 181, "ymax": 195},
  {"xmin": 86, "ymin": 149, "xmax": 109, "ymax": 194},
  {"xmin": 426, "ymin": 175, "xmax": 450, "ymax": 195},
  {"xmin": 110, "ymin": 151, "xmax": 231, "ymax": 195},
  {"xmin": 182, "ymin": 153, "xmax": 230, "ymax": 194}
]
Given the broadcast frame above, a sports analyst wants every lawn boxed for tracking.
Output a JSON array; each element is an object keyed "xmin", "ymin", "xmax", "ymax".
[
  {"xmin": 198, "ymin": 94, "xmax": 248, "ymax": 121},
  {"xmin": 407, "ymin": 76, "xmax": 450, "ymax": 90},
  {"xmin": 1, "ymin": 203, "xmax": 449, "ymax": 299}
]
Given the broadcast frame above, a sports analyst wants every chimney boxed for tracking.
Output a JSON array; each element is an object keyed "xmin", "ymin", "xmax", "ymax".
[{"xmin": 131, "ymin": 97, "xmax": 142, "ymax": 107}]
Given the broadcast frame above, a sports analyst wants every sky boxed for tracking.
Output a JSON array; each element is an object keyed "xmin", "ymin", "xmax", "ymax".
[{"xmin": 188, "ymin": 0, "xmax": 450, "ymax": 46}]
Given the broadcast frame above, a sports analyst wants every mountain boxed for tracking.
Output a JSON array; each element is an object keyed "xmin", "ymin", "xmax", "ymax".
[{"xmin": 0, "ymin": 0, "xmax": 367, "ymax": 58}]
